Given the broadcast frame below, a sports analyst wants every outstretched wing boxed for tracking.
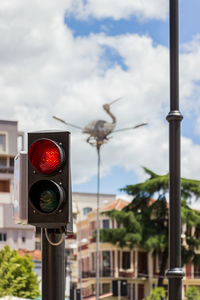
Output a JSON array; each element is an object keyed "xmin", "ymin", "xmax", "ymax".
[
  {"xmin": 113, "ymin": 122, "xmax": 147, "ymax": 133},
  {"xmin": 53, "ymin": 116, "xmax": 82, "ymax": 130}
]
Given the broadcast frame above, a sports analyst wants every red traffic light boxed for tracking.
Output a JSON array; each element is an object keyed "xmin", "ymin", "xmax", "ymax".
[{"xmin": 28, "ymin": 139, "xmax": 64, "ymax": 175}]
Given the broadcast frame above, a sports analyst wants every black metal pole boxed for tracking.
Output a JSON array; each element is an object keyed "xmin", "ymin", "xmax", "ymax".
[
  {"xmin": 42, "ymin": 228, "xmax": 65, "ymax": 300},
  {"xmin": 166, "ymin": 0, "xmax": 185, "ymax": 299}
]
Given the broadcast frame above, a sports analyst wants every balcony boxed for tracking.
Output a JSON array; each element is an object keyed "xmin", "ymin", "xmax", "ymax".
[
  {"xmin": 0, "ymin": 166, "xmax": 14, "ymax": 174},
  {"xmin": 82, "ymin": 268, "xmax": 115, "ymax": 279},
  {"xmin": 194, "ymin": 271, "xmax": 200, "ymax": 279},
  {"xmin": 119, "ymin": 271, "xmax": 135, "ymax": 278},
  {"xmin": 102, "ymin": 268, "xmax": 113, "ymax": 277},
  {"xmin": 138, "ymin": 270, "xmax": 149, "ymax": 279}
]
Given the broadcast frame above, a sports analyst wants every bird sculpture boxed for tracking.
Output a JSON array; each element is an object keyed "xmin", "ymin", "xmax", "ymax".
[
  {"xmin": 82, "ymin": 98, "xmax": 120, "ymax": 146},
  {"xmin": 53, "ymin": 98, "xmax": 147, "ymax": 150}
]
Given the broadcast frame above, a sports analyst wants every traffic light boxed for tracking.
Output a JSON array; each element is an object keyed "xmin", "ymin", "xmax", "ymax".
[{"xmin": 28, "ymin": 130, "xmax": 71, "ymax": 228}]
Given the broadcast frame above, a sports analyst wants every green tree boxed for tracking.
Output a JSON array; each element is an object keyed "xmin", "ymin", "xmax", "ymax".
[
  {"xmin": 147, "ymin": 287, "xmax": 167, "ymax": 300},
  {"xmin": 185, "ymin": 286, "xmax": 200, "ymax": 300},
  {"xmin": 0, "ymin": 245, "xmax": 40, "ymax": 299},
  {"xmin": 100, "ymin": 167, "xmax": 200, "ymax": 286}
]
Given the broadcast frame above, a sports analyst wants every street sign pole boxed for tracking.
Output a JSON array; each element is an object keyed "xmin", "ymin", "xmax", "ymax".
[{"xmin": 42, "ymin": 228, "xmax": 65, "ymax": 300}]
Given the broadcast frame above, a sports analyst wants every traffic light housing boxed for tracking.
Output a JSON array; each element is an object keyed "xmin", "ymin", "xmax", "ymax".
[{"xmin": 28, "ymin": 130, "xmax": 71, "ymax": 228}]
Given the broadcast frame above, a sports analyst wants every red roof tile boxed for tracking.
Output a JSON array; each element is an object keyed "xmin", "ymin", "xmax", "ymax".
[
  {"xmin": 17, "ymin": 249, "xmax": 41, "ymax": 261},
  {"xmin": 100, "ymin": 198, "xmax": 129, "ymax": 212}
]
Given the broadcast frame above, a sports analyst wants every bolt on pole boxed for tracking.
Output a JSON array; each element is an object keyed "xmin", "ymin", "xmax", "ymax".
[{"xmin": 166, "ymin": 0, "xmax": 185, "ymax": 299}]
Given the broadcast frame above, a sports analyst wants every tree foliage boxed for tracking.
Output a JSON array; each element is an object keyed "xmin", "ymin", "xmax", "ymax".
[
  {"xmin": 100, "ymin": 167, "xmax": 200, "ymax": 286},
  {"xmin": 99, "ymin": 210, "xmax": 142, "ymax": 248},
  {"xmin": 185, "ymin": 286, "xmax": 200, "ymax": 300},
  {"xmin": 147, "ymin": 287, "xmax": 167, "ymax": 300},
  {"xmin": 0, "ymin": 245, "xmax": 40, "ymax": 299}
]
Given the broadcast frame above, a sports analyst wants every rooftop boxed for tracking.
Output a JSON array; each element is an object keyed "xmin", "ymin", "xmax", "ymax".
[
  {"xmin": 17, "ymin": 249, "xmax": 41, "ymax": 261},
  {"xmin": 100, "ymin": 198, "xmax": 129, "ymax": 211}
]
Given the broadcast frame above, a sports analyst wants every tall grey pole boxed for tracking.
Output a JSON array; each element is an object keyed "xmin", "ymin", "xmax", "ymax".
[
  {"xmin": 42, "ymin": 229, "xmax": 65, "ymax": 300},
  {"xmin": 96, "ymin": 146, "xmax": 101, "ymax": 300},
  {"xmin": 166, "ymin": 0, "xmax": 185, "ymax": 299},
  {"xmin": 79, "ymin": 237, "xmax": 82, "ymax": 300}
]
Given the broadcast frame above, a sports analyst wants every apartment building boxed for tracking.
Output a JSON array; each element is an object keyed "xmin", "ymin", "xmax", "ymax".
[
  {"xmin": 0, "ymin": 120, "xmax": 35, "ymax": 251},
  {"xmin": 66, "ymin": 192, "xmax": 116, "ymax": 293},
  {"xmin": 76, "ymin": 198, "xmax": 200, "ymax": 300}
]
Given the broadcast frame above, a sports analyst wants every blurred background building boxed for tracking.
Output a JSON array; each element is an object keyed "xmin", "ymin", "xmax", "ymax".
[{"xmin": 0, "ymin": 120, "xmax": 34, "ymax": 251}]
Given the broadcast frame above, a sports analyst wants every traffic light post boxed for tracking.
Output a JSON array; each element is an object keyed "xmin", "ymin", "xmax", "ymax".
[
  {"xmin": 42, "ymin": 228, "xmax": 65, "ymax": 300},
  {"xmin": 27, "ymin": 130, "xmax": 72, "ymax": 300}
]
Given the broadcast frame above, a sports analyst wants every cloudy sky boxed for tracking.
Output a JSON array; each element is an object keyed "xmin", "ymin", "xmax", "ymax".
[{"xmin": 1, "ymin": 0, "xmax": 200, "ymax": 201}]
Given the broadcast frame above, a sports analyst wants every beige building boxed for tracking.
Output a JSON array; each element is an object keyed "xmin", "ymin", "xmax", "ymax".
[
  {"xmin": 76, "ymin": 198, "xmax": 200, "ymax": 300},
  {"xmin": 67, "ymin": 192, "xmax": 116, "ymax": 292}
]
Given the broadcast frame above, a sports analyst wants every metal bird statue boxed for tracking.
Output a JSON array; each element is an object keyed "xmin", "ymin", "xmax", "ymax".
[
  {"xmin": 53, "ymin": 98, "xmax": 147, "ymax": 150},
  {"xmin": 82, "ymin": 98, "xmax": 120, "ymax": 147}
]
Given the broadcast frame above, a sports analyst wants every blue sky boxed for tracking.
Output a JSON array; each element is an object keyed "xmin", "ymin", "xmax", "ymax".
[
  {"xmin": 66, "ymin": 0, "xmax": 200, "ymax": 46},
  {"xmin": 66, "ymin": 0, "xmax": 200, "ymax": 195},
  {"xmin": 1, "ymin": 0, "xmax": 200, "ymax": 201}
]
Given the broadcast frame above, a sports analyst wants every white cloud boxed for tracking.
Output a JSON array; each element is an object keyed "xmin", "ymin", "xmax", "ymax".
[
  {"xmin": 180, "ymin": 36, "xmax": 200, "ymax": 120},
  {"xmin": 0, "ymin": 0, "xmax": 200, "ymax": 193},
  {"xmin": 68, "ymin": 0, "xmax": 168, "ymax": 21},
  {"xmin": 181, "ymin": 137, "xmax": 200, "ymax": 180}
]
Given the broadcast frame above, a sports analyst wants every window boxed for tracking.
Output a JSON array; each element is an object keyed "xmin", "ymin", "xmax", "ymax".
[
  {"xmin": 0, "ymin": 134, "xmax": 6, "ymax": 152},
  {"xmin": 89, "ymin": 221, "xmax": 96, "ymax": 236},
  {"xmin": 91, "ymin": 252, "xmax": 95, "ymax": 271},
  {"xmin": 102, "ymin": 251, "xmax": 111, "ymax": 276},
  {"xmin": 13, "ymin": 231, "xmax": 18, "ymax": 242},
  {"xmin": 91, "ymin": 284, "xmax": 95, "ymax": 295},
  {"xmin": 0, "ymin": 157, "xmax": 7, "ymax": 167},
  {"xmin": 9, "ymin": 157, "xmax": 14, "ymax": 167},
  {"xmin": 83, "ymin": 207, "xmax": 92, "ymax": 216},
  {"xmin": 22, "ymin": 232, "xmax": 26, "ymax": 243},
  {"xmin": 0, "ymin": 233, "xmax": 7, "ymax": 242},
  {"xmin": 138, "ymin": 252, "xmax": 148, "ymax": 276},
  {"xmin": 102, "ymin": 283, "xmax": 110, "ymax": 294},
  {"xmin": 103, "ymin": 219, "xmax": 110, "ymax": 229},
  {"xmin": 122, "ymin": 252, "xmax": 130, "ymax": 270},
  {"xmin": 0, "ymin": 180, "xmax": 10, "ymax": 192},
  {"xmin": 194, "ymin": 255, "xmax": 200, "ymax": 278}
]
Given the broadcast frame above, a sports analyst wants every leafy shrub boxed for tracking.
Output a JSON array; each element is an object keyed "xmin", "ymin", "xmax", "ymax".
[{"xmin": 0, "ymin": 245, "xmax": 40, "ymax": 299}]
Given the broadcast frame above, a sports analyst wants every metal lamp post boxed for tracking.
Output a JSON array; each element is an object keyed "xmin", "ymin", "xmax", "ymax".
[{"xmin": 166, "ymin": 0, "xmax": 185, "ymax": 299}]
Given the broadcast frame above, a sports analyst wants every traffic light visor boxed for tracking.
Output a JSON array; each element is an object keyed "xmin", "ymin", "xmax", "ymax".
[{"xmin": 28, "ymin": 139, "xmax": 64, "ymax": 175}]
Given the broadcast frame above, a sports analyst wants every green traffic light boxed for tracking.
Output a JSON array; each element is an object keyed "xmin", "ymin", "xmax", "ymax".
[
  {"xmin": 29, "ymin": 180, "xmax": 64, "ymax": 214},
  {"xmin": 39, "ymin": 189, "xmax": 58, "ymax": 213}
]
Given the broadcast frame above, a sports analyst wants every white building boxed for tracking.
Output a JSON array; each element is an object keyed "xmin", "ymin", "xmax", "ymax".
[
  {"xmin": 0, "ymin": 120, "xmax": 35, "ymax": 251},
  {"xmin": 73, "ymin": 192, "xmax": 116, "ymax": 220}
]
